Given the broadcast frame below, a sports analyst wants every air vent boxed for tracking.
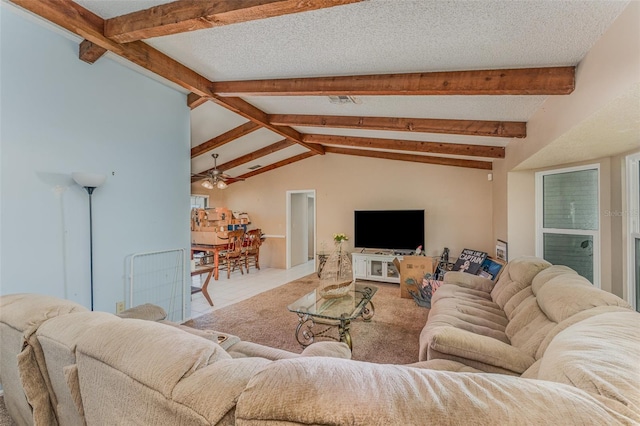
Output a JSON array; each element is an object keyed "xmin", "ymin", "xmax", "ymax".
[
  {"xmin": 248, "ymin": 164, "xmax": 262, "ymax": 170},
  {"xmin": 328, "ymin": 95, "xmax": 362, "ymax": 105}
]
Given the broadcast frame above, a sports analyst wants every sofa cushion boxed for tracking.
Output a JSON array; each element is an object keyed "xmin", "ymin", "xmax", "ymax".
[
  {"xmin": 236, "ymin": 357, "xmax": 632, "ymax": 425},
  {"xmin": 502, "ymin": 287, "xmax": 533, "ymax": 319},
  {"xmin": 75, "ymin": 319, "xmax": 231, "ymax": 398},
  {"xmin": 490, "ymin": 257, "xmax": 550, "ymax": 309},
  {"xmin": 442, "ymin": 271, "xmax": 495, "ymax": 293},
  {"xmin": 430, "ymin": 298, "xmax": 508, "ymax": 327},
  {"xmin": 536, "ymin": 276, "xmax": 630, "ymax": 323},
  {"xmin": 425, "ymin": 327, "xmax": 534, "ymax": 374},
  {"xmin": 425, "ymin": 312, "xmax": 508, "ymax": 338},
  {"xmin": 173, "ymin": 358, "xmax": 271, "ymax": 424},
  {"xmin": 36, "ymin": 312, "xmax": 120, "ymax": 426},
  {"xmin": 538, "ymin": 311, "xmax": 640, "ymax": 421},
  {"xmin": 505, "ymin": 296, "xmax": 555, "ymax": 358},
  {"xmin": 535, "ymin": 305, "xmax": 634, "ymax": 360},
  {"xmin": 431, "ymin": 284, "xmax": 493, "ymax": 305},
  {"xmin": 0, "ymin": 293, "xmax": 87, "ymax": 426},
  {"xmin": 531, "ymin": 265, "xmax": 578, "ymax": 295}
]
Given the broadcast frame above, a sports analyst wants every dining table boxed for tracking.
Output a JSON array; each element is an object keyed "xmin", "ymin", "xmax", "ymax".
[{"xmin": 191, "ymin": 244, "xmax": 229, "ymax": 281}]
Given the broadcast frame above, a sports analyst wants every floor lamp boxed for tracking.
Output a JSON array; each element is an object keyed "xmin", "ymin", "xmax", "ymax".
[{"xmin": 72, "ymin": 172, "xmax": 107, "ymax": 311}]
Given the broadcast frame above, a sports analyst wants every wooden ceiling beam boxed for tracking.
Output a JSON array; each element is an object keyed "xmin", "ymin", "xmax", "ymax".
[
  {"xmin": 10, "ymin": 0, "xmax": 316, "ymax": 155},
  {"xmin": 234, "ymin": 151, "xmax": 317, "ymax": 181},
  {"xmin": 218, "ymin": 139, "xmax": 295, "ymax": 170},
  {"xmin": 105, "ymin": 0, "xmax": 363, "ymax": 43},
  {"xmin": 324, "ymin": 146, "xmax": 493, "ymax": 170},
  {"xmin": 213, "ymin": 66, "xmax": 575, "ymax": 96},
  {"xmin": 210, "ymin": 96, "xmax": 325, "ymax": 155},
  {"xmin": 187, "ymin": 93, "xmax": 208, "ymax": 109},
  {"xmin": 192, "ymin": 139, "xmax": 294, "ymax": 181},
  {"xmin": 79, "ymin": 39, "xmax": 107, "ymax": 64},
  {"xmin": 303, "ymin": 134, "xmax": 505, "ymax": 158},
  {"xmin": 191, "ymin": 122, "xmax": 261, "ymax": 158},
  {"xmin": 271, "ymin": 114, "xmax": 526, "ymax": 138}
]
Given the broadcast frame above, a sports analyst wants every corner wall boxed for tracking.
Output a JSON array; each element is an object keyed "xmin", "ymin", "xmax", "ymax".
[
  {"xmin": 0, "ymin": 6, "xmax": 191, "ymax": 312},
  {"xmin": 493, "ymin": 2, "xmax": 640, "ymax": 296}
]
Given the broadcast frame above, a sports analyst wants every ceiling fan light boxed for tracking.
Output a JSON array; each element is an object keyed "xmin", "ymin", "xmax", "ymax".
[
  {"xmin": 202, "ymin": 179, "xmax": 214, "ymax": 189},
  {"xmin": 216, "ymin": 180, "xmax": 228, "ymax": 189}
]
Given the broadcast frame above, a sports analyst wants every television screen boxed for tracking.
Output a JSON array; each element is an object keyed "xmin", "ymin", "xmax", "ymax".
[{"xmin": 354, "ymin": 210, "xmax": 424, "ymax": 251}]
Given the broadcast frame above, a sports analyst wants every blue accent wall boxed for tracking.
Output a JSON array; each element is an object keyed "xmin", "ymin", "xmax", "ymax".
[{"xmin": 0, "ymin": 5, "xmax": 191, "ymax": 314}]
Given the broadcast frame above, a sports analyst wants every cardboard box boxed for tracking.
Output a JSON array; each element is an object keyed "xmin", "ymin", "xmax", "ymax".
[
  {"xmin": 191, "ymin": 231, "xmax": 228, "ymax": 246},
  {"xmin": 394, "ymin": 256, "xmax": 435, "ymax": 299}
]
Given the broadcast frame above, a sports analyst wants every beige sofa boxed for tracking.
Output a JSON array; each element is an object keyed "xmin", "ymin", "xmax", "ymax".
[
  {"xmin": 418, "ymin": 257, "xmax": 633, "ymax": 376},
  {"xmin": 2, "ymin": 258, "xmax": 640, "ymax": 425},
  {"xmin": 0, "ymin": 294, "xmax": 350, "ymax": 426}
]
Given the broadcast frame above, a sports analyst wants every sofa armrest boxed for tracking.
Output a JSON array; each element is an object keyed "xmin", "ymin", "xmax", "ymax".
[
  {"xmin": 443, "ymin": 271, "xmax": 495, "ymax": 292},
  {"xmin": 236, "ymin": 358, "xmax": 636, "ymax": 425},
  {"xmin": 427, "ymin": 326, "xmax": 534, "ymax": 374},
  {"xmin": 300, "ymin": 342, "xmax": 351, "ymax": 359}
]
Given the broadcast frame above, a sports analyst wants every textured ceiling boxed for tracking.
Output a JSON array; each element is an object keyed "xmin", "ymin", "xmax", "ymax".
[
  {"xmin": 515, "ymin": 83, "xmax": 640, "ymax": 171},
  {"xmin": 144, "ymin": 0, "xmax": 627, "ymax": 81},
  {"xmin": 65, "ymin": 0, "xmax": 634, "ymax": 180}
]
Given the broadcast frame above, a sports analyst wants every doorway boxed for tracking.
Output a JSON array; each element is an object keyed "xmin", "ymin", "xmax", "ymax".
[{"xmin": 286, "ymin": 190, "xmax": 316, "ymax": 269}]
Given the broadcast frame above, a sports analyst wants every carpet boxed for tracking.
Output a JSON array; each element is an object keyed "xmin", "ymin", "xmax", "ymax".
[
  {"xmin": 184, "ymin": 274, "xmax": 429, "ymax": 364},
  {"xmin": 0, "ymin": 397, "xmax": 13, "ymax": 426}
]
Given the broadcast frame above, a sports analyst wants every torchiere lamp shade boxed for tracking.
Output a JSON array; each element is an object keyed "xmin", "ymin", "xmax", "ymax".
[{"xmin": 72, "ymin": 172, "xmax": 107, "ymax": 189}]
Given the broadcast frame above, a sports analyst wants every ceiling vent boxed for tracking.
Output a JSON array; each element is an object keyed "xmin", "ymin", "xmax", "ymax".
[
  {"xmin": 248, "ymin": 164, "xmax": 262, "ymax": 170},
  {"xmin": 328, "ymin": 95, "xmax": 362, "ymax": 105}
]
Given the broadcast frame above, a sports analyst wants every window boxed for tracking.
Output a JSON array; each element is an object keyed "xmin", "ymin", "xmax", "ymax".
[
  {"xmin": 627, "ymin": 153, "xmax": 640, "ymax": 311},
  {"xmin": 536, "ymin": 165, "xmax": 600, "ymax": 286},
  {"xmin": 191, "ymin": 195, "xmax": 208, "ymax": 210}
]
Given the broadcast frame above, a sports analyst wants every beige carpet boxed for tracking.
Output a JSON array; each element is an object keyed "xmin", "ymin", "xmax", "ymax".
[
  {"xmin": 185, "ymin": 274, "xmax": 429, "ymax": 364},
  {"xmin": 0, "ymin": 397, "xmax": 13, "ymax": 426}
]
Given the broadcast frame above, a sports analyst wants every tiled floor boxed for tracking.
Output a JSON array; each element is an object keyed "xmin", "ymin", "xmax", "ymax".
[{"xmin": 188, "ymin": 260, "xmax": 316, "ymax": 319}]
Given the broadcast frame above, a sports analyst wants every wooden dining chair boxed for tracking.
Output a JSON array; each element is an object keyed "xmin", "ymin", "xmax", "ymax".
[
  {"xmin": 243, "ymin": 229, "xmax": 262, "ymax": 273},
  {"xmin": 218, "ymin": 229, "xmax": 245, "ymax": 279}
]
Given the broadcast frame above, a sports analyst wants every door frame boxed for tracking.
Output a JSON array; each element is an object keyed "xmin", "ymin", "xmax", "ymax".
[
  {"xmin": 286, "ymin": 190, "xmax": 316, "ymax": 269},
  {"xmin": 626, "ymin": 152, "xmax": 640, "ymax": 309}
]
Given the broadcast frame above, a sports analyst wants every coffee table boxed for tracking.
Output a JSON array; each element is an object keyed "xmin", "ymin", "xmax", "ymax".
[{"xmin": 287, "ymin": 283, "xmax": 377, "ymax": 350}]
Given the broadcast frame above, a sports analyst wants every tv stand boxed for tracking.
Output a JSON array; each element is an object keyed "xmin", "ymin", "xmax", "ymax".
[{"xmin": 352, "ymin": 252, "xmax": 403, "ymax": 284}]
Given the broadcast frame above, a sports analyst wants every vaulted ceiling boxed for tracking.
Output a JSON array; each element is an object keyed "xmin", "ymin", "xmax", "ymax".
[{"xmin": 8, "ymin": 0, "xmax": 631, "ymax": 187}]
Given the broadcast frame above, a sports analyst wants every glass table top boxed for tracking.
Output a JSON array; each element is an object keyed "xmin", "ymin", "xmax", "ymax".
[{"xmin": 287, "ymin": 283, "xmax": 378, "ymax": 321}]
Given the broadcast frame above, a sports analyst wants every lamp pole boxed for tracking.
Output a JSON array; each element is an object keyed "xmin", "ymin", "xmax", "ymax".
[
  {"xmin": 83, "ymin": 186, "xmax": 96, "ymax": 311},
  {"xmin": 72, "ymin": 172, "xmax": 106, "ymax": 311}
]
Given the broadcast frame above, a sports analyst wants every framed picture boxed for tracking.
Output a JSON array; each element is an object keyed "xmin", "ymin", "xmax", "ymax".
[
  {"xmin": 496, "ymin": 239, "xmax": 508, "ymax": 262},
  {"xmin": 478, "ymin": 257, "xmax": 507, "ymax": 282}
]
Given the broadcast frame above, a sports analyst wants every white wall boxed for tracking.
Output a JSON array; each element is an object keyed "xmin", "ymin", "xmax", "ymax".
[
  {"xmin": 195, "ymin": 153, "xmax": 494, "ymax": 267},
  {"xmin": 0, "ymin": 6, "xmax": 191, "ymax": 313}
]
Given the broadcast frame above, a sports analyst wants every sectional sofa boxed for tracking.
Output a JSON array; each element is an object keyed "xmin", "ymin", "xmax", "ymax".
[{"xmin": 1, "ymin": 257, "xmax": 639, "ymax": 425}]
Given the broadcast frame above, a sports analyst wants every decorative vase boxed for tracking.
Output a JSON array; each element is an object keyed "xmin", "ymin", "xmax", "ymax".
[{"xmin": 319, "ymin": 241, "xmax": 354, "ymax": 298}]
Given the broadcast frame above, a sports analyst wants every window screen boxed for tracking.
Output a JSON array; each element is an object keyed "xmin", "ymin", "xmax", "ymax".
[{"xmin": 543, "ymin": 169, "xmax": 598, "ymax": 230}]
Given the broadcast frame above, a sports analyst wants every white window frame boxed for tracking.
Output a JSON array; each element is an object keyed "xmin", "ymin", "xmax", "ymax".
[
  {"xmin": 535, "ymin": 164, "xmax": 601, "ymax": 288},
  {"xmin": 626, "ymin": 153, "xmax": 640, "ymax": 309}
]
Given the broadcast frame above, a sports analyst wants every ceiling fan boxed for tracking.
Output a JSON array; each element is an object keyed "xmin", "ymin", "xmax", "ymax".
[{"xmin": 193, "ymin": 153, "xmax": 244, "ymax": 190}]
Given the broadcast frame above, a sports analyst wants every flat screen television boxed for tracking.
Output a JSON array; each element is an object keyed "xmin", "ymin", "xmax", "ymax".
[{"xmin": 354, "ymin": 210, "xmax": 424, "ymax": 252}]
